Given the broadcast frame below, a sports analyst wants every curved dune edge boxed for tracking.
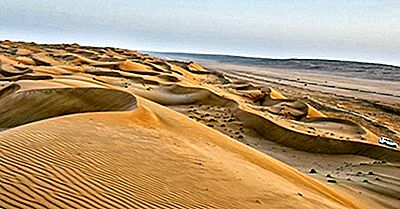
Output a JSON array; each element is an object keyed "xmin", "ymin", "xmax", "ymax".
[
  {"xmin": 0, "ymin": 96, "xmax": 368, "ymax": 209},
  {"xmin": 0, "ymin": 40, "xmax": 398, "ymax": 160},
  {"xmin": 0, "ymin": 41, "xmax": 397, "ymax": 208},
  {"xmin": 0, "ymin": 84, "xmax": 137, "ymax": 128},
  {"xmin": 131, "ymin": 83, "xmax": 400, "ymax": 162}
]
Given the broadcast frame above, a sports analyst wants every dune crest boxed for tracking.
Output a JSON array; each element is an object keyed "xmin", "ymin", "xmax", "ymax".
[
  {"xmin": 0, "ymin": 97, "xmax": 367, "ymax": 209},
  {"xmin": 0, "ymin": 40, "xmax": 398, "ymax": 208}
]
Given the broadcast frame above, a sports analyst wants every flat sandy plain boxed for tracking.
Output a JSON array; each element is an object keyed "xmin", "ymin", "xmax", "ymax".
[{"xmin": 0, "ymin": 41, "xmax": 399, "ymax": 208}]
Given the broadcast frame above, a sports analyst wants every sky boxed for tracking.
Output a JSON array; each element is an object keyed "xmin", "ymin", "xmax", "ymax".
[{"xmin": 1, "ymin": 0, "xmax": 399, "ymax": 66}]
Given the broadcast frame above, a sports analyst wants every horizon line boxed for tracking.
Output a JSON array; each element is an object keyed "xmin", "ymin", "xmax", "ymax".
[
  {"xmin": 144, "ymin": 50, "xmax": 400, "ymax": 68},
  {"xmin": 2, "ymin": 39, "xmax": 398, "ymax": 67}
]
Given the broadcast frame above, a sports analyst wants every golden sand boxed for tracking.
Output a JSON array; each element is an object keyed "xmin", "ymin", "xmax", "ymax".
[{"xmin": 0, "ymin": 41, "xmax": 399, "ymax": 208}]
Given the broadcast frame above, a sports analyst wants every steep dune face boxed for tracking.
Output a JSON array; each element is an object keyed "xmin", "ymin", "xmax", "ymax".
[
  {"xmin": 0, "ymin": 83, "xmax": 136, "ymax": 129},
  {"xmin": 132, "ymin": 81, "xmax": 399, "ymax": 161},
  {"xmin": 0, "ymin": 40, "xmax": 398, "ymax": 208},
  {"xmin": 0, "ymin": 98, "xmax": 365, "ymax": 209},
  {"xmin": 235, "ymin": 109, "xmax": 400, "ymax": 161}
]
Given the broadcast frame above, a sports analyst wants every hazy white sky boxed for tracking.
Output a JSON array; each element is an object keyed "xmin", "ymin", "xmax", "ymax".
[{"xmin": 1, "ymin": 0, "xmax": 399, "ymax": 65}]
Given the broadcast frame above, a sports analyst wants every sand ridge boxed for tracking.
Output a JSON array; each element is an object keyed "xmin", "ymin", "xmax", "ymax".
[
  {"xmin": 0, "ymin": 97, "xmax": 367, "ymax": 209},
  {"xmin": 0, "ymin": 40, "xmax": 398, "ymax": 208}
]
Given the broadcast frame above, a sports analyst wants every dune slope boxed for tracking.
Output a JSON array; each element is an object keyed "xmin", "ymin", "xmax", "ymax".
[
  {"xmin": 0, "ymin": 40, "xmax": 398, "ymax": 208},
  {"xmin": 1, "ymin": 97, "xmax": 367, "ymax": 209}
]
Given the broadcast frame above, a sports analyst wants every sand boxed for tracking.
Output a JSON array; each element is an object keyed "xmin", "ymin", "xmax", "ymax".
[{"xmin": 0, "ymin": 40, "xmax": 399, "ymax": 208}]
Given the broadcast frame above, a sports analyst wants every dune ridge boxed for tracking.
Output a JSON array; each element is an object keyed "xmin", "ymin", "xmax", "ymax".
[
  {"xmin": 127, "ymin": 81, "xmax": 399, "ymax": 161},
  {"xmin": 0, "ymin": 84, "xmax": 136, "ymax": 128},
  {"xmin": 0, "ymin": 97, "xmax": 367, "ymax": 209},
  {"xmin": 0, "ymin": 40, "xmax": 398, "ymax": 208}
]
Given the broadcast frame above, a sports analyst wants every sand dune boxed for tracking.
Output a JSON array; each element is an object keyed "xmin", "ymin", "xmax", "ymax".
[
  {"xmin": 0, "ymin": 84, "xmax": 136, "ymax": 128},
  {"xmin": 1, "ymin": 97, "xmax": 369, "ymax": 209},
  {"xmin": 0, "ymin": 40, "xmax": 399, "ymax": 208}
]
